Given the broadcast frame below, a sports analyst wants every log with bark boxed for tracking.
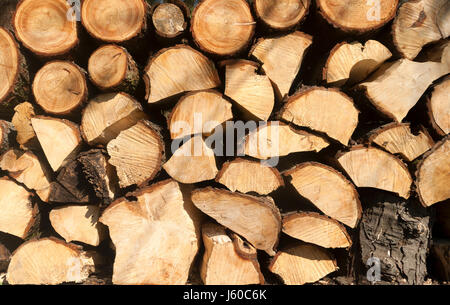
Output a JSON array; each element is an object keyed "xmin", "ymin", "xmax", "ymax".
[
  {"xmin": 0, "ymin": 120, "xmax": 15, "ymax": 155},
  {"xmin": 152, "ymin": 1, "xmax": 188, "ymax": 41},
  {"xmin": 253, "ymin": 0, "xmax": 310, "ymax": 31},
  {"xmin": 0, "ymin": 242, "xmax": 10, "ymax": 273}
]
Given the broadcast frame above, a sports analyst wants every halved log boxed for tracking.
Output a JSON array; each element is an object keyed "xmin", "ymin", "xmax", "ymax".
[
  {"xmin": 216, "ymin": 158, "xmax": 284, "ymax": 195},
  {"xmin": 81, "ymin": 92, "xmax": 147, "ymax": 146},
  {"xmin": 200, "ymin": 222, "xmax": 264, "ymax": 285},
  {"xmin": 250, "ymin": 31, "xmax": 312, "ymax": 100},
  {"xmin": 11, "ymin": 102, "xmax": 38, "ymax": 150},
  {"xmin": 152, "ymin": 1, "xmax": 187, "ymax": 40},
  {"xmin": 369, "ymin": 123, "xmax": 434, "ymax": 162},
  {"xmin": 284, "ymin": 162, "xmax": 361, "ymax": 228},
  {"xmin": 163, "ymin": 135, "xmax": 217, "ymax": 184},
  {"xmin": 191, "ymin": 0, "xmax": 255, "ymax": 56},
  {"xmin": 280, "ymin": 87, "xmax": 359, "ymax": 145},
  {"xmin": 428, "ymin": 77, "xmax": 449, "ymax": 135},
  {"xmin": 168, "ymin": 90, "xmax": 233, "ymax": 140},
  {"xmin": 223, "ymin": 60, "xmax": 274, "ymax": 121},
  {"xmin": 31, "ymin": 116, "xmax": 82, "ymax": 172},
  {"xmin": 269, "ymin": 244, "xmax": 337, "ymax": 285},
  {"xmin": 337, "ymin": 146, "xmax": 412, "ymax": 199},
  {"xmin": 99, "ymin": 180, "xmax": 202, "ymax": 285},
  {"xmin": 416, "ymin": 136, "xmax": 450, "ymax": 207},
  {"xmin": 253, "ymin": 0, "xmax": 310, "ymax": 31},
  {"xmin": 324, "ymin": 40, "xmax": 392, "ymax": 86},
  {"xmin": 144, "ymin": 45, "xmax": 221, "ymax": 104},
  {"xmin": 0, "ymin": 243, "xmax": 10, "ymax": 272},
  {"xmin": 0, "ymin": 120, "xmax": 15, "ymax": 155},
  {"xmin": 191, "ymin": 187, "xmax": 281, "ymax": 255}
]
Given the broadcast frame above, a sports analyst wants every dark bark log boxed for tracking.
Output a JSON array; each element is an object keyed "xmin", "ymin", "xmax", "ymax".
[{"xmin": 0, "ymin": 242, "xmax": 11, "ymax": 272}]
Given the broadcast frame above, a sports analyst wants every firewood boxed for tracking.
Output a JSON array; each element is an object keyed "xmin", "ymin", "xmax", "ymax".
[
  {"xmin": 152, "ymin": 1, "xmax": 188, "ymax": 40},
  {"xmin": 216, "ymin": 158, "xmax": 284, "ymax": 195},
  {"xmin": 31, "ymin": 116, "xmax": 82, "ymax": 172},
  {"xmin": 0, "ymin": 120, "xmax": 15, "ymax": 155},
  {"xmin": 168, "ymin": 90, "xmax": 233, "ymax": 140},
  {"xmin": 107, "ymin": 120, "xmax": 164, "ymax": 188},
  {"xmin": 191, "ymin": 187, "xmax": 281, "ymax": 255},
  {"xmin": 284, "ymin": 162, "xmax": 361, "ymax": 228},
  {"xmin": 0, "ymin": 243, "xmax": 10, "ymax": 273},
  {"xmin": 50, "ymin": 205, "xmax": 106, "ymax": 246},
  {"xmin": 223, "ymin": 60, "xmax": 274, "ymax": 121},
  {"xmin": 337, "ymin": 146, "xmax": 412, "ymax": 199},
  {"xmin": 280, "ymin": 87, "xmax": 359, "ymax": 145},
  {"xmin": 99, "ymin": 180, "xmax": 202, "ymax": 284},
  {"xmin": 81, "ymin": 92, "xmax": 147, "ymax": 146},
  {"xmin": 200, "ymin": 222, "xmax": 264, "ymax": 285},
  {"xmin": 431, "ymin": 239, "xmax": 450, "ymax": 282},
  {"xmin": 88, "ymin": 45, "xmax": 139, "ymax": 94},
  {"xmin": 11, "ymin": 102, "xmax": 38, "ymax": 150},
  {"xmin": 269, "ymin": 244, "xmax": 337, "ymax": 285},
  {"xmin": 324, "ymin": 40, "xmax": 392, "ymax": 86},
  {"xmin": 393, "ymin": 0, "xmax": 449, "ymax": 60},
  {"xmin": 250, "ymin": 31, "xmax": 312, "ymax": 100},
  {"xmin": 369, "ymin": 123, "xmax": 434, "ymax": 162},
  {"xmin": 428, "ymin": 77, "xmax": 450, "ymax": 135},
  {"xmin": 415, "ymin": 136, "xmax": 450, "ymax": 207},
  {"xmin": 191, "ymin": 0, "xmax": 255, "ymax": 56},
  {"xmin": 253, "ymin": 0, "xmax": 310, "ymax": 31},
  {"xmin": 6, "ymin": 238, "xmax": 97, "ymax": 285},
  {"xmin": 163, "ymin": 135, "xmax": 218, "ymax": 184},
  {"xmin": 144, "ymin": 45, "xmax": 221, "ymax": 104}
]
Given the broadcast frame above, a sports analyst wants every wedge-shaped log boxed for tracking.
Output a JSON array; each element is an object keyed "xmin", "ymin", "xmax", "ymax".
[
  {"xmin": 428, "ymin": 77, "xmax": 450, "ymax": 135},
  {"xmin": 253, "ymin": 0, "xmax": 310, "ymax": 31}
]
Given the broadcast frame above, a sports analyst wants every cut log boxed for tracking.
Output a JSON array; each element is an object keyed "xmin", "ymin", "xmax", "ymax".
[
  {"xmin": 216, "ymin": 158, "xmax": 283, "ymax": 195},
  {"xmin": 250, "ymin": 31, "xmax": 312, "ymax": 100},
  {"xmin": 243, "ymin": 122, "xmax": 329, "ymax": 160},
  {"xmin": 191, "ymin": 187, "xmax": 281, "ymax": 255},
  {"xmin": 415, "ymin": 136, "xmax": 450, "ymax": 207},
  {"xmin": 280, "ymin": 87, "xmax": 359, "ymax": 145},
  {"xmin": 6, "ymin": 238, "xmax": 97, "ymax": 285},
  {"xmin": 11, "ymin": 102, "xmax": 38, "ymax": 150},
  {"xmin": 144, "ymin": 45, "xmax": 221, "ymax": 104},
  {"xmin": 168, "ymin": 90, "xmax": 233, "ymax": 140},
  {"xmin": 0, "ymin": 120, "xmax": 15, "ymax": 155},
  {"xmin": 191, "ymin": 0, "xmax": 255, "ymax": 56},
  {"xmin": 431, "ymin": 239, "xmax": 450, "ymax": 282},
  {"xmin": 88, "ymin": 45, "xmax": 139, "ymax": 94},
  {"xmin": 284, "ymin": 162, "xmax": 361, "ymax": 228},
  {"xmin": 0, "ymin": 150, "xmax": 52, "ymax": 202},
  {"xmin": 253, "ymin": 0, "xmax": 310, "ymax": 31},
  {"xmin": 223, "ymin": 60, "xmax": 274, "ymax": 121},
  {"xmin": 81, "ymin": 92, "xmax": 147, "ymax": 146},
  {"xmin": 14, "ymin": 0, "xmax": 78, "ymax": 56},
  {"xmin": 163, "ymin": 135, "xmax": 217, "ymax": 184},
  {"xmin": 33, "ymin": 61, "xmax": 87, "ymax": 115},
  {"xmin": 337, "ymin": 146, "xmax": 412, "ymax": 199},
  {"xmin": 269, "ymin": 244, "xmax": 337, "ymax": 285},
  {"xmin": 200, "ymin": 222, "xmax": 264, "ymax": 285},
  {"xmin": 31, "ymin": 116, "xmax": 82, "ymax": 172},
  {"xmin": 324, "ymin": 40, "xmax": 392, "ymax": 86},
  {"xmin": 393, "ymin": 0, "xmax": 450, "ymax": 60},
  {"xmin": 428, "ymin": 77, "xmax": 450, "ymax": 135},
  {"xmin": 282, "ymin": 212, "xmax": 352, "ymax": 248},
  {"xmin": 369, "ymin": 123, "xmax": 434, "ymax": 162},
  {"xmin": 0, "ymin": 243, "xmax": 10, "ymax": 273},
  {"xmin": 107, "ymin": 120, "xmax": 164, "ymax": 188},
  {"xmin": 99, "ymin": 180, "xmax": 202, "ymax": 285},
  {"xmin": 50, "ymin": 205, "xmax": 106, "ymax": 246},
  {"xmin": 152, "ymin": 2, "xmax": 187, "ymax": 39},
  {"xmin": 316, "ymin": 0, "xmax": 398, "ymax": 33}
]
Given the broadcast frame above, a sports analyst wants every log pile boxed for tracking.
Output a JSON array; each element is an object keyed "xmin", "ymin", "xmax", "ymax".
[{"xmin": 0, "ymin": 0, "xmax": 448, "ymax": 285}]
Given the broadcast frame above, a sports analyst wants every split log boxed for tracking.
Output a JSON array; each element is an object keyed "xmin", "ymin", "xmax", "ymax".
[
  {"xmin": 163, "ymin": 135, "xmax": 217, "ymax": 184},
  {"xmin": 428, "ymin": 77, "xmax": 449, "ymax": 135},
  {"xmin": 431, "ymin": 239, "xmax": 450, "ymax": 281},
  {"xmin": 88, "ymin": 45, "xmax": 139, "ymax": 94},
  {"xmin": 223, "ymin": 60, "xmax": 274, "ymax": 121},
  {"xmin": 216, "ymin": 158, "xmax": 284, "ymax": 195},
  {"xmin": 168, "ymin": 90, "xmax": 233, "ymax": 140},
  {"xmin": 280, "ymin": 87, "xmax": 359, "ymax": 145},
  {"xmin": 6, "ymin": 238, "xmax": 97, "ymax": 285},
  {"xmin": 81, "ymin": 92, "xmax": 147, "ymax": 146},
  {"xmin": 11, "ymin": 102, "xmax": 38, "ymax": 150},
  {"xmin": 253, "ymin": 0, "xmax": 310, "ymax": 31},
  {"xmin": 337, "ymin": 146, "xmax": 413, "ymax": 199},
  {"xmin": 191, "ymin": 187, "xmax": 282, "ymax": 255},
  {"xmin": 50, "ymin": 205, "xmax": 106, "ymax": 246},
  {"xmin": 369, "ymin": 123, "xmax": 434, "ymax": 162},
  {"xmin": 99, "ymin": 180, "xmax": 202, "ymax": 285},
  {"xmin": 31, "ymin": 116, "xmax": 82, "ymax": 172},
  {"xmin": 324, "ymin": 40, "xmax": 392, "ymax": 86},
  {"xmin": 269, "ymin": 244, "xmax": 338, "ymax": 285},
  {"xmin": 107, "ymin": 120, "xmax": 164, "ymax": 188},
  {"xmin": 144, "ymin": 45, "xmax": 221, "ymax": 104},
  {"xmin": 33, "ymin": 61, "xmax": 87, "ymax": 115},
  {"xmin": 393, "ymin": 0, "xmax": 450, "ymax": 60},
  {"xmin": 0, "ymin": 120, "xmax": 15, "ymax": 155},
  {"xmin": 284, "ymin": 162, "xmax": 361, "ymax": 228},
  {"xmin": 415, "ymin": 136, "xmax": 450, "ymax": 207},
  {"xmin": 0, "ymin": 243, "xmax": 10, "ymax": 272},
  {"xmin": 152, "ymin": 1, "xmax": 188, "ymax": 40},
  {"xmin": 191, "ymin": 0, "xmax": 255, "ymax": 56},
  {"xmin": 200, "ymin": 222, "xmax": 264, "ymax": 285},
  {"xmin": 250, "ymin": 31, "xmax": 312, "ymax": 100}
]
